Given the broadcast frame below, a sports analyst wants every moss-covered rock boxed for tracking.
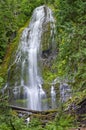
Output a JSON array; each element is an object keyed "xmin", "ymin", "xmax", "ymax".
[{"xmin": 0, "ymin": 20, "xmax": 30, "ymax": 85}]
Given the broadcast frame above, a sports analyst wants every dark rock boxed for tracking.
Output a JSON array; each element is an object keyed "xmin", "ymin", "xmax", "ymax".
[{"xmin": 42, "ymin": 49, "xmax": 51, "ymax": 58}]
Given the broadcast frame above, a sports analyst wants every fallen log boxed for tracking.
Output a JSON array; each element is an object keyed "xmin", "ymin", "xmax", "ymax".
[
  {"xmin": 9, "ymin": 105, "xmax": 58, "ymax": 115},
  {"xmin": 9, "ymin": 105, "xmax": 42, "ymax": 113}
]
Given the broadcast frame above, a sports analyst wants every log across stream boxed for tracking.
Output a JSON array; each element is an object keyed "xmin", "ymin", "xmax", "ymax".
[
  {"xmin": 9, "ymin": 105, "xmax": 58, "ymax": 114},
  {"xmin": 9, "ymin": 105, "xmax": 58, "ymax": 123}
]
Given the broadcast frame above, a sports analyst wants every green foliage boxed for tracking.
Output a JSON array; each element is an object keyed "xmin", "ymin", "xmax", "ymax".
[
  {"xmin": 0, "ymin": 112, "xmax": 75, "ymax": 130},
  {"xmin": 0, "ymin": 0, "xmax": 86, "ymax": 129},
  {"xmin": 0, "ymin": 0, "xmax": 45, "ymax": 62},
  {"xmin": 45, "ymin": 112, "xmax": 74, "ymax": 130},
  {"xmin": 0, "ymin": 112, "xmax": 26, "ymax": 130},
  {"xmin": 52, "ymin": 0, "xmax": 86, "ymax": 98},
  {"xmin": 42, "ymin": 0, "xmax": 86, "ymax": 96},
  {"xmin": 0, "ymin": 109, "xmax": 43, "ymax": 130},
  {"xmin": 0, "ymin": 76, "xmax": 4, "ymax": 87},
  {"xmin": 27, "ymin": 118, "xmax": 43, "ymax": 130},
  {"xmin": 0, "ymin": 94, "xmax": 75, "ymax": 130}
]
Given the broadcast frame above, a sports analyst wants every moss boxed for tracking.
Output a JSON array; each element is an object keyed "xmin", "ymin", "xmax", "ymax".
[
  {"xmin": 16, "ymin": 99, "xmax": 27, "ymax": 104},
  {"xmin": 43, "ymin": 68, "xmax": 57, "ymax": 83},
  {"xmin": 41, "ymin": 59, "xmax": 58, "ymax": 91},
  {"xmin": 41, "ymin": 22, "xmax": 51, "ymax": 51},
  {"xmin": 40, "ymin": 18, "xmax": 57, "ymax": 86},
  {"xmin": 42, "ymin": 98, "xmax": 51, "ymax": 103},
  {"xmin": 0, "ymin": 20, "xmax": 30, "ymax": 83},
  {"xmin": 10, "ymin": 109, "xmax": 18, "ymax": 117}
]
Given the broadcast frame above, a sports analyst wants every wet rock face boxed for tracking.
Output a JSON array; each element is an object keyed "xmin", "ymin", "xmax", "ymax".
[
  {"xmin": 40, "ymin": 20, "xmax": 56, "ymax": 82},
  {"xmin": 42, "ymin": 49, "xmax": 51, "ymax": 58},
  {"xmin": 41, "ymin": 23, "xmax": 51, "ymax": 52},
  {"xmin": 40, "ymin": 6, "xmax": 56, "ymax": 71},
  {"xmin": 76, "ymin": 99, "xmax": 86, "ymax": 124},
  {"xmin": 7, "ymin": 5, "xmax": 56, "ymax": 88},
  {"xmin": 77, "ymin": 99, "xmax": 86, "ymax": 114},
  {"xmin": 6, "ymin": 5, "xmax": 57, "ymax": 110}
]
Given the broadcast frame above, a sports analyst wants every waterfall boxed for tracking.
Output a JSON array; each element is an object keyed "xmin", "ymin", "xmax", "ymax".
[
  {"xmin": 7, "ymin": 5, "xmax": 55, "ymax": 111},
  {"xmin": 51, "ymin": 86, "xmax": 56, "ymax": 108},
  {"xmin": 60, "ymin": 83, "xmax": 71, "ymax": 102}
]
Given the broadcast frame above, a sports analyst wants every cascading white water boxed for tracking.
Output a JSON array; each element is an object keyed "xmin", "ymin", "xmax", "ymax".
[
  {"xmin": 60, "ymin": 83, "xmax": 71, "ymax": 102},
  {"xmin": 51, "ymin": 86, "xmax": 56, "ymax": 108},
  {"xmin": 7, "ymin": 5, "xmax": 55, "ymax": 111}
]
